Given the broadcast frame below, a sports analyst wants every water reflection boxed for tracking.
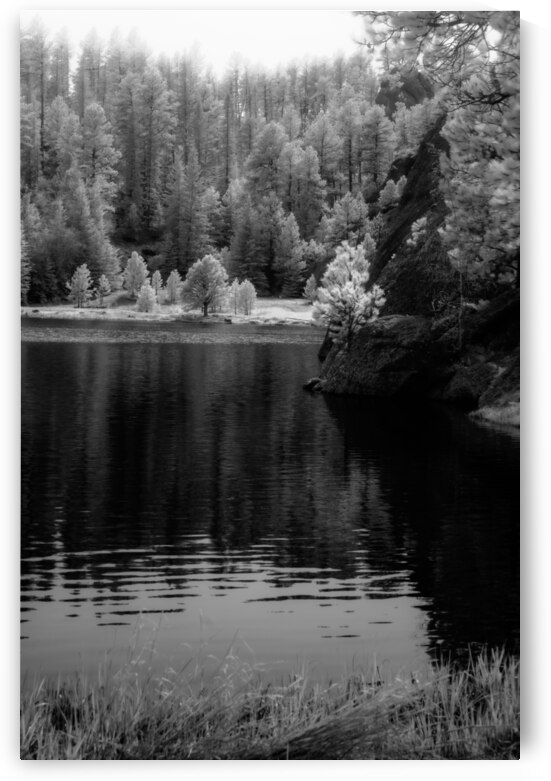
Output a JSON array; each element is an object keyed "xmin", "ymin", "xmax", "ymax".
[{"xmin": 21, "ymin": 326, "xmax": 519, "ymax": 680}]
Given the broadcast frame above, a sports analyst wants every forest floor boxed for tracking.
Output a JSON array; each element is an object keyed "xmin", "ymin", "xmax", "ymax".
[{"xmin": 20, "ymin": 295, "xmax": 318, "ymax": 327}]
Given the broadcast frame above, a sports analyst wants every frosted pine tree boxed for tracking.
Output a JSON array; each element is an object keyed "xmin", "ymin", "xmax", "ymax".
[
  {"xmin": 136, "ymin": 280, "xmax": 158, "ymax": 312},
  {"xmin": 237, "ymin": 279, "xmax": 256, "ymax": 315},
  {"xmin": 182, "ymin": 255, "xmax": 229, "ymax": 317},
  {"xmin": 67, "ymin": 264, "xmax": 93, "ymax": 308},
  {"xmin": 313, "ymin": 242, "xmax": 385, "ymax": 349},
  {"xmin": 165, "ymin": 269, "xmax": 182, "ymax": 304},
  {"xmin": 122, "ymin": 251, "xmax": 149, "ymax": 298},
  {"xmin": 97, "ymin": 274, "xmax": 111, "ymax": 306},
  {"xmin": 151, "ymin": 270, "xmax": 163, "ymax": 300},
  {"xmin": 303, "ymin": 274, "xmax": 318, "ymax": 304}
]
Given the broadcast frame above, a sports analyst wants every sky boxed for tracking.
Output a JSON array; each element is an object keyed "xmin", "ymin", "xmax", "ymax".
[{"xmin": 19, "ymin": 8, "xmax": 367, "ymax": 75}]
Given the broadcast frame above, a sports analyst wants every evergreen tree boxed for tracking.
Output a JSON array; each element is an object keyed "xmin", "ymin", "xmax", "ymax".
[
  {"xmin": 165, "ymin": 269, "xmax": 183, "ymax": 304},
  {"xmin": 97, "ymin": 274, "xmax": 111, "ymax": 306},
  {"xmin": 303, "ymin": 273, "xmax": 318, "ymax": 304},
  {"xmin": 20, "ymin": 221, "xmax": 31, "ymax": 305},
  {"xmin": 136, "ymin": 65, "xmax": 175, "ymax": 233},
  {"xmin": 151, "ymin": 269, "xmax": 163, "ymax": 299},
  {"xmin": 324, "ymin": 192, "xmax": 369, "ymax": 248},
  {"xmin": 178, "ymin": 147, "xmax": 213, "ymax": 273},
  {"xmin": 67, "ymin": 263, "xmax": 93, "ymax": 307},
  {"xmin": 274, "ymin": 213, "xmax": 306, "ymax": 296},
  {"xmin": 182, "ymin": 254, "xmax": 229, "ymax": 316},
  {"xmin": 304, "ymin": 111, "xmax": 342, "ymax": 198},
  {"xmin": 360, "ymin": 104, "xmax": 396, "ymax": 187},
  {"xmin": 136, "ymin": 279, "xmax": 158, "ymax": 312},
  {"xmin": 43, "ymin": 96, "xmax": 81, "ymax": 184},
  {"xmin": 122, "ymin": 251, "xmax": 149, "ymax": 298},
  {"xmin": 246, "ymin": 121, "xmax": 287, "ymax": 195},
  {"xmin": 313, "ymin": 242, "xmax": 385, "ymax": 348},
  {"xmin": 228, "ymin": 277, "xmax": 240, "ymax": 315},
  {"xmin": 80, "ymin": 102, "xmax": 121, "ymax": 197},
  {"xmin": 237, "ymin": 279, "xmax": 257, "ymax": 315}
]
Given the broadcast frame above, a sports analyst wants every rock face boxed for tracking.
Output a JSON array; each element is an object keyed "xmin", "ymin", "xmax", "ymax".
[
  {"xmin": 376, "ymin": 68, "xmax": 434, "ymax": 117},
  {"xmin": 371, "ymin": 116, "xmax": 457, "ymax": 318},
  {"xmin": 313, "ymin": 110, "xmax": 519, "ymax": 417},
  {"xmin": 317, "ymin": 291, "xmax": 519, "ymax": 413}
]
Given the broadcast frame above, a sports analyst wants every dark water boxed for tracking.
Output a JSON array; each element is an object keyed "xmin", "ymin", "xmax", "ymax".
[{"xmin": 21, "ymin": 319, "xmax": 519, "ymax": 684}]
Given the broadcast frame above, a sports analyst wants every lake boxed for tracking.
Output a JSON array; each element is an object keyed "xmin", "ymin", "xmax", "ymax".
[{"xmin": 21, "ymin": 318, "xmax": 519, "ymax": 686}]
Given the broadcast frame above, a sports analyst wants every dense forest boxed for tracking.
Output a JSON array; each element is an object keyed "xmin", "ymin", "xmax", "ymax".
[{"xmin": 20, "ymin": 11, "xmax": 519, "ymax": 311}]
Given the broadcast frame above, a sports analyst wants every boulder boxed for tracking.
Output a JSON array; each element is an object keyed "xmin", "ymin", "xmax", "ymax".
[{"xmin": 320, "ymin": 315, "xmax": 440, "ymax": 397}]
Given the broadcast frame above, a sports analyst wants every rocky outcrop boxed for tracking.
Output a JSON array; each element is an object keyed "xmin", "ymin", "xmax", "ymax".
[
  {"xmin": 314, "ymin": 291, "xmax": 519, "ymax": 414},
  {"xmin": 310, "ymin": 111, "xmax": 519, "ymax": 419},
  {"xmin": 376, "ymin": 68, "xmax": 434, "ymax": 117}
]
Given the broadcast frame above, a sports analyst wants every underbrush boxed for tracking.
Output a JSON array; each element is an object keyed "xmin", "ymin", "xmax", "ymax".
[{"xmin": 20, "ymin": 648, "xmax": 519, "ymax": 760}]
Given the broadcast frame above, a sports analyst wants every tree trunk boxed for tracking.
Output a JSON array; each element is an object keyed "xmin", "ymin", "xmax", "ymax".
[{"xmin": 203, "ymin": 301, "xmax": 208, "ymax": 317}]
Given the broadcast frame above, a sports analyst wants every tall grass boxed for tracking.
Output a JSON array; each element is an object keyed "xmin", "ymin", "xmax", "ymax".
[{"xmin": 20, "ymin": 647, "xmax": 519, "ymax": 760}]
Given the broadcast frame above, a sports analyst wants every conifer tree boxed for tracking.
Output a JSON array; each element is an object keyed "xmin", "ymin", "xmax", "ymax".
[
  {"xmin": 80, "ymin": 103, "xmax": 121, "ymax": 196},
  {"xmin": 151, "ymin": 269, "xmax": 163, "ymax": 299},
  {"xmin": 237, "ymin": 279, "xmax": 257, "ymax": 315},
  {"xmin": 182, "ymin": 254, "xmax": 229, "ymax": 316},
  {"xmin": 360, "ymin": 105, "xmax": 396, "ymax": 187},
  {"xmin": 97, "ymin": 274, "xmax": 111, "ymax": 306},
  {"xmin": 122, "ymin": 251, "xmax": 149, "ymax": 298},
  {"xmin": 165, "ymin": 269, "xmax": 183, "ymax": 304},
  {"xmin": 20, "ymin": 221, "xmax": 31, "ymax": 305},
  {"xmin": 136, "ymin": 279, "xmax": 158, "ymax": 312},
  {"xmin": 313, "ymin": 242, "xmax": 386, "ymax": 348},
  {"xmin": 228, "ymin": 277, "xmax": 241, "ymax": 314},
  {"xmin": 324, "ymin": 192, "xmax": 369, "ymax": 248},
  {"xmin": 303, "ymin": 273, "xmax": 318, "ymax": 304},
  {"xmin": 67, "ymin": 263, "xmax": 93, "ymax": 308},
  {"xmin": 274, "ymin": 213, "xmax": 306, "ymax": 296}
]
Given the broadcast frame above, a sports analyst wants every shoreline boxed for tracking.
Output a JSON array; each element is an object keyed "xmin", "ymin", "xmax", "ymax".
[
  {"xmin": 20, "ymin": 648, "xmax": 519, "ymax": 760},
  {"xmin": 20, "ymin": 298, "xmax": 319, "ymax": 328}
]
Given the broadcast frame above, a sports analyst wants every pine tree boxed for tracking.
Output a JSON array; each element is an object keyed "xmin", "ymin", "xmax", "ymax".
[
  {"xmin": 43, "ymin": 97, "xmax": 81, "ymax": 183},
  {"xmin": 151, "ymin": 269, "xmax": 163, "ymax": 299},
  {"xmin": 136, "ymin": 65, "xmax": 175, "ymax": 233},
  {"xmin": 80, "ymin": 103, "xmax": 120, "ymax": 196},
  {"xmin": 136, "ymin": 279, "xmax": 158, "ymax": 312},
  {"xmin": 237, "ymin": 279, "xmax": 257, "ymax": 315},
  {"xmin": 97, "ymin": 274, "xmax": 111, "ymax": 306},
  {"xmin": 67, "ymin": 263, "xmax": 93, "ymax": 308},
  {"xmin": 313, "ymin": 242, "xmax": 386, "ymax": 348},
  {"xmin": 360, "ymin": 105, "xmax": 396, "ymax": 187},
  {"xmin": 165, "ymin": 269, "xmax": 183, "ymax": 304},
  {"xmin": 182, "ymin": 254, "xmax": 229, "ymax": 316},
  {"xmin": 303, "ymin": 274, "xmax": 318, "ymax": 304},
  {"xmin": 246, "ymin": 121, "xmax": 287, "ymax": 195},
  {"xmin": 20, "ymin": 221, "xmax": 31, "ymax": 305},
  {"xmin": 122, "ymin": 251, "xmax": 149, "ymax": 298},
  {"xmin": 324, "ymin": 192, "xmax": 369, "ymax": 248},
  {"xmin": 228, "ymin": 277, "xmax": 240, "ymax": 315},
  {"xmin": 274, "ymin": 213, "xmax": 306, "ymax": 296},
  {"xmin": 304, "ymin": 111, "xmax": 342, "ymax": 198}
]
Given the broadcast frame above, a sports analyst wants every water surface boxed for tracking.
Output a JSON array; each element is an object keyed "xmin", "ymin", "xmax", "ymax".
[{"xmin": 21, "ymin": 319, "xmax": 519, "ymax": 684}]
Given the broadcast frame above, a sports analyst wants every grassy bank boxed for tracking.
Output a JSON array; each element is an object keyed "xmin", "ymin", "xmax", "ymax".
[{"xmin": 21, "ymin": 649, "xmax": 519, "ymax": 760}]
